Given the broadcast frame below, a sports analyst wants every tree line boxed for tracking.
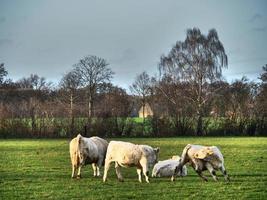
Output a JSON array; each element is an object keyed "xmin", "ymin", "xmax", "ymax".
[{"xmin": 0, "ymin": 28, "xmax": 266, "ymax": 138}]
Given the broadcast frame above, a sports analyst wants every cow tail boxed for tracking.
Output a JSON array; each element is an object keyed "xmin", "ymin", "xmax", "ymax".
[
  {"xmin": 76, "ymin": 134, "xmax": 82, "ymax": 164},
  {"xmin": 177, "ymin": 144, "xmax": 191, "ymax": 174},
  {"xmin": 180, "ymin": 144, "xmax": 191, "ymax": 165},
  {"xmin": 173, "ymin": 144, "xmax": 191, "ymax": 178}
]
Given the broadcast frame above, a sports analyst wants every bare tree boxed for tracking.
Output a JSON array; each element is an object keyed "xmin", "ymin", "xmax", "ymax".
[
  {"xmin": 255, "ymin": 65, "xmax": 267, "ymax": 133},
  {"xmin": 159, "ymin": 28, "xmax": 228, "ymax": 135},
  {"xmin": 17, "ymin": 74, "xmax": 52, "ymax": 135},
  {"xmin": 17, "ymin": 74, "xmax": 52, "ymax": 90},
  {"xmin": 130, "ymin": 71, "xmax": 151, "ymax": 134},
  {"xmin": 59, "ymin": 70, "xmax": 81, "ymax": 136},
  {"xmin": 74, "ymin": 55, "xmax": 114, "ymax": 134},
  {"xmin": 0, "ymin": 63, "xmax": 8, "ymax": 85},
  {"xmin": 259, "ymin": 64, "xmax": 267, "ymax": 82}
]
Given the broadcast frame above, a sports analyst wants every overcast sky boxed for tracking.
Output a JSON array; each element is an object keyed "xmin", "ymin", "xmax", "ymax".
[{"xmin": 0, "ymin": 0, "xmax": 267, "ymax": 90}]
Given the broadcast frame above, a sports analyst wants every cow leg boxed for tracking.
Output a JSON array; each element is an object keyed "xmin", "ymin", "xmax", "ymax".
[
  {"xmin": 171, "ymin": 163, "xmax": 185, "ymax": 181},
  {"xmin": 137, "ymin": 168, "xmax": 142, "ymax": 183},
  {"xmin": 96, "ymin": 166, "xmax": 100, "ymax": 177},
  {"xmin": 103, "ymin": 160, "xmax": 111, "ymax": 182},
  {"xmin": 206, "ymin": 163, "xmax": 218, "ymax": 181},
  {"xmin": 115, "ymin": 162, "xmax": 124, "ymax": 182},
  {"xmin": 171, "ymin": 166, "xmax": 179, "ymax": 182},
  {"xmin": 96, "ymin": 159, "xmax": 103, "ymax": 177},
  {"xmin": 140, "ymin": 160, "xmax": 149, "ymax": 183},
  {"xmin": 77, "ymin": 165, "xmax": 82, "ymax": 179},
  {"xmin": 220, "ymin": 165, "xmax": 230, "ymax": 181},
  {"xmin": 142, "ymin": 168, "xmax": 150, "ymax": 183},
  {"xmin": 71, "ymin": 165, "xmax": 76, "ymax": 178},
  {"xmin": 196, "ymin": 170, "xmax": 208, "ymax": 181},
  {"xmin": 151, "ymin": 168, "xmax": 156, "ymax": 178},
  {"xmin": 192, "ymin": 160, "xmax": 208, "ymax": 181},
  {"xmin": 92, "ymin": 163, "xmax": 97, "ymax": 177}
]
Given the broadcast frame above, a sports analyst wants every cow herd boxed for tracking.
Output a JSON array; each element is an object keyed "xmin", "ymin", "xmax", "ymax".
[{"xmin": 69, "ymin": 134, "xmax": 230, "ymax": 183}]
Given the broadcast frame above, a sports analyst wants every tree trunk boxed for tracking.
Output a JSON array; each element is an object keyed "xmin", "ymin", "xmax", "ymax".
[
  {"xmin": 30, "ymin": 98, "xmax": 37, "ymax": 136},
  {"xmin": 70, "ymin": 92, "xmax": 74, "ymax": 137},
  {"xmin": 142, "ymin": 101, "xmax": 145, "ymax": 136},
  {"xmin": 196, "ymin": 109, "xmax": 203, "ymax": 136},
  {"xmin": 86, "ymin": 93, "xmax": 93, "ymax": 136},
  {"xmin": 196, "ymin": 75, "xmax": 203, "ymax": 136},
  {"xmin": 31, "ymin": 113, "xmax": 36, "ymax": 135}
]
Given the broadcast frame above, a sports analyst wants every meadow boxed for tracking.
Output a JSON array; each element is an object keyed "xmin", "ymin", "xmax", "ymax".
[{"xmin": 0, "ymin": 137, "xmax": 267, "ymax": 199}]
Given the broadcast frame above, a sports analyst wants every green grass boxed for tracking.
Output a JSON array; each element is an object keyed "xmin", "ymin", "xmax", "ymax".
[{"xmin": 0, "ymin": 137, "xmax": 267, "ymax": 199}]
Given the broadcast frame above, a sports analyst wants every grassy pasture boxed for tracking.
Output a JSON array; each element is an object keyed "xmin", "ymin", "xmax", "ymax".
[{"xmin": 0, "ymin": 137, "xmax": 267, "ymax": 199}]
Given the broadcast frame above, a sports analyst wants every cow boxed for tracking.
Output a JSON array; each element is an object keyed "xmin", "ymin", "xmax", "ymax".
[
  {"xmin": 103, "ymin": 141, "xmax": 159, "ymax": 183},
  {"xmin": 152, "ymin": 155, "xmax": 187, "ymax": 178},
  {"xmin": 171, "ymin": 144, "xmax": 230, "ymax": 182},
  {"xmin": 69, "ymin": 134, "xmax": 108, "ymax": 179}
]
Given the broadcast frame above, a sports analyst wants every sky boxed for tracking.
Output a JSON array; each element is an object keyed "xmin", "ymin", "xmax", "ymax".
[{"xmin": 0, "ymin": 0, "xmax": 267, "ymax": 90}]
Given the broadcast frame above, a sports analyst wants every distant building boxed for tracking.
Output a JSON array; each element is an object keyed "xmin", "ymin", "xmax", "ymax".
[{"xmin": 138, "ymin": 103, "xmax": 153, "ymax": 118}]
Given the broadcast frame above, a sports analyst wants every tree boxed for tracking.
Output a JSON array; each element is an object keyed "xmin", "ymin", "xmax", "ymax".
[
  {"xmin": 17, "ymin": 74, "xmax": 52, "ymax": 135},
  {"xmin": 130, "ymin": 71, "xmax": 151, "ymax": 134},
  {"xmin": 59, "ymin": 70, "xmax": 81, "ymax": 136},
  {"xmin": 17, "ymin": 74, "xmax": 52, "ymax": 90},
  {"xmin": 259, "ymin": 64, "xmax": 267, "ymax": 83},
  {"xmin": 0, "ymin": 63, "xmax": 8, "ymax": 84},
  {"xmin": 94, "ymin": 83, "xmax": 131, "ymax": 136},
  {"xmin": 228, "ymin": 77, "xmax": 252, "ymax": 119},
  {"xmin": 159, "ymin": 28, "xmax": 228, "ymax": 135},
  {"xmin": 255, "ymin": 65, "xmax": 267, "ymax": 134},
  {"xmin": 74, "ymin": 55, "xmax": 114, "ymax": 133}
]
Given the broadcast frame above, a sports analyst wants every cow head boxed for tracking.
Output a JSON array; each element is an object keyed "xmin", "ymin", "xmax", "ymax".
[{"xmin": 153, "ymin": 147, "xmax": 160, "ymax": 163}]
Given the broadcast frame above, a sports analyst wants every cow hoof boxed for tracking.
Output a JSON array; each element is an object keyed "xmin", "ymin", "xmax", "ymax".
[
  {"xmin": 118, "ymin": 178, "xmax": 124, "ymax": 182},
  {"xmin": 77, "ymin": 176, "xmax": 81, "ymax": 179}
]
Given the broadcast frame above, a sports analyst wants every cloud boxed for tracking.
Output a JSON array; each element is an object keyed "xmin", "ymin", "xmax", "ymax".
[
  {"xmin": 252, "ymin": 26, "xmax": 267, "ymax": 32},
  {"xmin": 0, "ymin": 38, "xmax": 13, "ymax": 46},
  {"xmin": 0, "ymin": 17, "xmax": 6, "ymax": 23},
  {"xmin": 249, "ymin": 14, "xmax": 262, "ymax": 23},
  {"xmin": 112, "ymin": 48, "xmax": 137, "ymax": 64}
]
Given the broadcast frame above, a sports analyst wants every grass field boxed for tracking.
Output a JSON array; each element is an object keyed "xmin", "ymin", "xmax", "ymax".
[{"xmin": 1, "ymin": 137, "xmax": 267, "ymax": 200}]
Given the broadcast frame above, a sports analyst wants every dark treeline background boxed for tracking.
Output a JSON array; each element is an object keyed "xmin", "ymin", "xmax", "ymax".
[
  {"xmin": 0, "ymin": 28, "xmax": 266, "ymax": 138},
  {"xmin": 1, "ymin": 64, "xmax": 266, "ymax": 138}
]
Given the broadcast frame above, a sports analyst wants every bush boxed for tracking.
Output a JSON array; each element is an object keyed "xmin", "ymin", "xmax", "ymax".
[{"xmin": 0, "ymin": 116, "xmax": 266, "ymax": 138}]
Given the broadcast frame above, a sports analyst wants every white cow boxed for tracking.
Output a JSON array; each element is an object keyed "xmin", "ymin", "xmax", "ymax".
[
  {"xmin": 103, "ymin": 141, "xmax": 159, "ymax": 183},
  {"xmin": 69, "ymin": 134, "xmax": 108, "ymax": 178},
  {"xmin": 152, "ymin": 155, "xmax": 187, "ymax": 178},
  {"xmin": 171, "ymin": 144, "xmax": 230, "ymax": 182}
]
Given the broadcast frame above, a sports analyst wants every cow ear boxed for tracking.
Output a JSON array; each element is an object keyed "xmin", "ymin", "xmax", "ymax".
[{"xmin": 154, "ymin": 147, "xmax": 160, "ymax": 153}]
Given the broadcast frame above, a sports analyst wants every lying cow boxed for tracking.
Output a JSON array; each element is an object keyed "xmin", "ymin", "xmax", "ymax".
[
  {"xmin": 103, "ymin": 141, "xmax": 159, "ymax": 183},
  {"xmin": 69, "ymin": 134, "xmax": 108, "ymax": 178},
  {"xmin": 171, "ymin": 144, "xmax": 230, "ymax": 182},
  {"xmin": 152, "ymin": 155, "xmax": 187, "ymax": 178}
]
